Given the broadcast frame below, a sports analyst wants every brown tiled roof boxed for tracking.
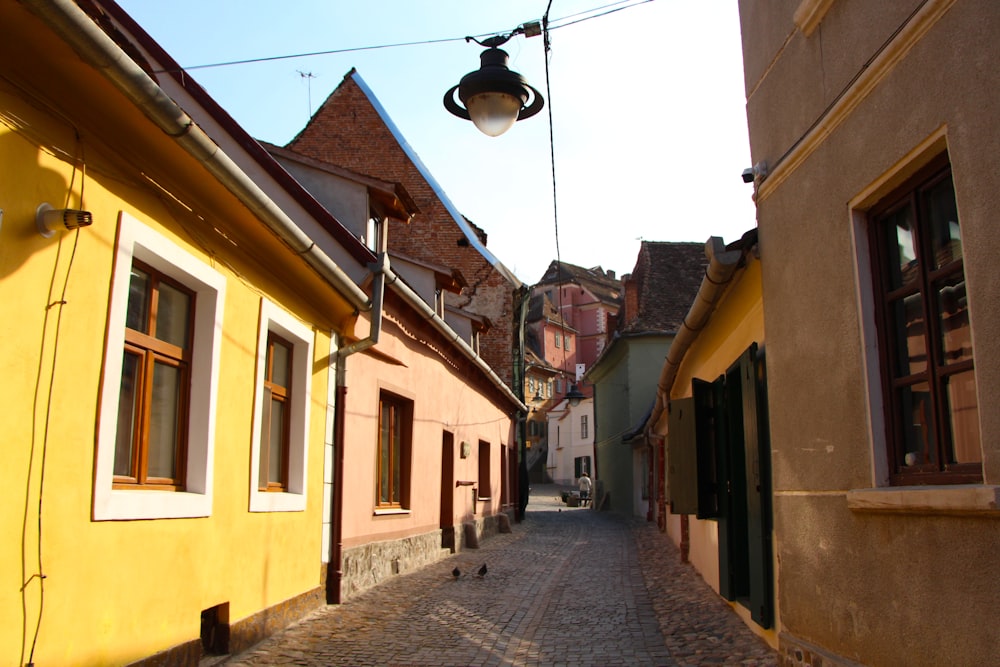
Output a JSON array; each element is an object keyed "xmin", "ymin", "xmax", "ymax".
[
  {"xmin": 535, "ymin": 261, "xmax": 622, "ymax": 305},
  {"xmin": 525, "ymin": 292, "xmax": 572, "ymax": 329},
  {"xmin": 623, "ymin": 241, "xmax": 708, "ymax": 334}
]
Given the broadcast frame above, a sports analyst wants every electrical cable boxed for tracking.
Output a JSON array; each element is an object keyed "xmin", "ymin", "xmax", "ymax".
[
  {"xmin": 149, "ymin": 0, "xmax": 657, "ymax": 74},
  {"xmin": 22, "ymin": 135, "xmax": 86, "ymax": 667}
]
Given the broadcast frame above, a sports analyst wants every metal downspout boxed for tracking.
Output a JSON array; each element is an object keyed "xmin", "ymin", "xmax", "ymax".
[
  {"xmin": 25, "ymin": 0, "xmax": 372, "ymax": 313},
  {"xmin": 328, "ymin": 252, "xmax": 388, "ymax": 604},
  {"xmin": 645, "ymin": 237, "xmax": 745, "ymax": 437}
]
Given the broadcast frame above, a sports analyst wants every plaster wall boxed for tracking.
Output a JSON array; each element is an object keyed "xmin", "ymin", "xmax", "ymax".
[
  {"xmin": 0, "ymin": 104, "xmax": 341, "ymax": 665},
  {"xmin": 591, "ymin": 336, "xmax": 668, "ymax": 514},
  {"xmin": 687, "ymin": 517, "xmax": 721, "ymax": 596},
  {"xmin": 547, "ymin": 400, "xmax": 594, "ymax": 486},
  {"xmin": 669, "ymin": 259, "xmax": 764, "ymax": 401},
  {"xmin": 742, "ymin": 1, "xmax": 1000, "ymax": 664},
  {"xmin": 337, "ymin": 315, "xmax": 514, "ymax": 562},
  {"xmin": 273, "ymin": 156, "xmax": 368, "ymax": 240},
  {"xmin": 591, "ymin": 346, "xmax": 632, "ymax": 513}
]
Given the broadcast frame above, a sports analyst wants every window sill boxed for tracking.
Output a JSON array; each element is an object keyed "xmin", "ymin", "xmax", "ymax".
[
  {"xmin": 94, "ymin": 488, "xmax": 211, "ymax": 521},
  {"xmin": 847, "ymin": 485, "xmax": 1000, "ymax": 516},
  {"xmin": 249, "ymin": 489, "xmax": 306, "ymax": 513},
  {"xmin": 477, "ymin": 496, "xmax": 492, "ymax": 502},
  {"xmin": 373, "ymin": 507, "xmax": 410, "ymax": 516}
]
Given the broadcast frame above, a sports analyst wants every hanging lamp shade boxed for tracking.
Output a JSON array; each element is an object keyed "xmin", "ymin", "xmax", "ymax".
[
  {"xmin": 565, "ymin": 384, "xmax": 586, "ymax": 407},
  {"xmin": 444, "ymin": 46, "xmax": 544, "ymax": 137}
]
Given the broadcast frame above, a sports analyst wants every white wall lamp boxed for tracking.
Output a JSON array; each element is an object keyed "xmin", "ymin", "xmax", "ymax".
[{"xmin": 36, "ymin": 202, "xmax": 93, "ymax": 238}]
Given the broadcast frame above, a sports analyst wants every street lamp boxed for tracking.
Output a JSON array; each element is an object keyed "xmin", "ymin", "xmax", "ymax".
[
  {"xmin": 565, "ymin": 383, "xmax": 586, "ymax": 407},
  {"xmin": 443, "ymin": 34, "xmax": 544, "ymax": 137}
]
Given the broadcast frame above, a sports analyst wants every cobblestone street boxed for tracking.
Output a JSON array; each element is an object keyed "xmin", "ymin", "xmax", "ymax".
[{"xmin": 227, "ymin": 486, "xmax": 777, "ymax": 666}]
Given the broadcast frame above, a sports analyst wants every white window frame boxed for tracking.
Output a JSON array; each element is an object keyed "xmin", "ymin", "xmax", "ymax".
[
  {"xmin": 93, "ymin": 212, "xmax": 225, "ymax": 520},
  {"xmin": 249, "ymin": 299, "xmax": 314, "ymax": 512}
]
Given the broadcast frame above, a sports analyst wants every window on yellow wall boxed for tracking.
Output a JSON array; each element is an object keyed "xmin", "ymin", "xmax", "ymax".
[
  {"xmin": 249, "ymin": 298, "xmax": 313, "ymax": 512},
  {"xmin": 377, "ymin": 391, "xmax": 412, "ymax": 509},
  {"xmin": 114, "ymin": 261, "xmax": 193, "ymax": 490},
  {"xmin": 259, "ymin": 333, "xmax": 292, "ymax": 491},
  {"xmin": 94, "ymin": 212, "xmax": 226, "ymax": 521}
]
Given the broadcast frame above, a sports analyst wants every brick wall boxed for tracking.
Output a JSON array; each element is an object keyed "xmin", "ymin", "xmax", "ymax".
[{"xmin": 287, "ymin": 73, "xmax": 517, "ymax": 384}]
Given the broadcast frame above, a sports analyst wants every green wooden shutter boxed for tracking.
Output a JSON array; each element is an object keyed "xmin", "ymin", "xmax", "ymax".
[
  {"xmin": 718, "ymin": 367, "xmax": 747, "ymax": 602},
  {"xmin": 739, "ymin": 343, "xmax": 773, "ymax": 628},
  {"xmin": 694, "ymin": 378, "xmax": 720, "ymax": 519},
  {"xmin": 666, "ymin": 397, "xmax": 698, "ymax": 514}
]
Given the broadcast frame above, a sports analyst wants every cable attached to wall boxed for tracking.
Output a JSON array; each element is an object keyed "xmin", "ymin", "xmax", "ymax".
[{"xmin": 21, "ymin": 134, "xmax": 86, "ymax": 667}]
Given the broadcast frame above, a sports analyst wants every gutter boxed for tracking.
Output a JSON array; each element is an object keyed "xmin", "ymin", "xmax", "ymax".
[
  {"xmin": 35, "ymin": 0, "xmax": 529, "ymax": 605},
  {"xmin": 26, "ymin": 0, "xmax": 372, "ymax": 312},
  {"xmin": 28, "ymin": 0, "xmax": 525, "ymax": 411},
  {"xmin": 644, "ymin": 235, "xmax": 753, "ymax": 437},
  {"xmin": 327, "ymin": 250, "xmax": 526, "ymax": 604}
]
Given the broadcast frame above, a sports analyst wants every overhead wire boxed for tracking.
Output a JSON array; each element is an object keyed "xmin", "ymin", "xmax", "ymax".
[{"xmin": 150, "ymin": 0, "xmax": 657, "ymax": 74}]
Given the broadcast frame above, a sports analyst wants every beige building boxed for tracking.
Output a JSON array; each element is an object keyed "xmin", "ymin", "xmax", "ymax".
[{"xmin": 739, "ymin": 1, "xmax": 1000, "ymax": 665}]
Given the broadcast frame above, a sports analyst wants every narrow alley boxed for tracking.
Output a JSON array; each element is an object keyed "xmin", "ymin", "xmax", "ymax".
[{"xmin": 227, "ymin": 486, "xmax": 777, "ymax": 667}]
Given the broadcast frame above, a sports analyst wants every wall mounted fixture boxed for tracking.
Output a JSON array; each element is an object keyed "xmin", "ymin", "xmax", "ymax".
[
  {"xmin": 443, "ymin": 30, "xmax": 544, "ymax": 137},
  {"xmin": 36, "ymin": 202, "xmax": 93, "ymax": 238},
  {"xmin": 741, "ymin": 161, "xmax": 768, "ymax": 184}
]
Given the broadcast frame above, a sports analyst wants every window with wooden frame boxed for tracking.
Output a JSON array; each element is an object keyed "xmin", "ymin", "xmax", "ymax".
[
  {"xmin": 376, "ymin": 391, "xmax": 412, "ymax": 509},
  {"xmin": 94, "ymin": 212, "xmax": 225, "ymax": 521},
  {"xmin": 478, "ymin": 440, "xmax": 491, "ymax": 499},
  {"xmin": 258, "ymin": 332, "xmax": 292, "ymax": 492},
  {"xmin": 249, "ymin": 299, "xmax": 313, "ymax": 512},
  {"xmin": 580, "ymin": 414, "xmax": 589, "ymax": 440},
  {"xmin": 113, "ymin": 261, "xmax": 193, "ymax": 490},
  {"xmin": 869, "ymin": 158, "xmax": 981, "ymax": 485}
]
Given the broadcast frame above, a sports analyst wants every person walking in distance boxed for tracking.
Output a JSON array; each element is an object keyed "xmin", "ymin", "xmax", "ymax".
[{"xmin": 578, "ymin": 471, "xmax": 592, "ymax": 507}]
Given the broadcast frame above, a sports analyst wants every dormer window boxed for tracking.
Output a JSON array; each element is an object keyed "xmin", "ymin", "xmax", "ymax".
[{"xmin": 366, "ymin": 206, "xmax": 385, "ymax": 253}]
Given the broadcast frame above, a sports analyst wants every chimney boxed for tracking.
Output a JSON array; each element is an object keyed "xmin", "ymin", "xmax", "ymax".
[
  {"xmin": 607, "ymin": 270, "xmax": 615, "ymax": 280},
  {"xmin": 623, "ymin": 275, "xmax": 638, "ymax": 325}
]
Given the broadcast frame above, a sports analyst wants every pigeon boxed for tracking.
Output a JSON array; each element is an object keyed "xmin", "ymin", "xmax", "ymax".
[
  {"xmin": 476, "ymin": 563, "xmax": 488, "ymax": 578},
  {"xmin": 452, "ymin": 567, "xmax": 461, "ymax": 579}
]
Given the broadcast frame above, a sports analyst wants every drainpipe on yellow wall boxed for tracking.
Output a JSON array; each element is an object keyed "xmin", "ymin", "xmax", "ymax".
[
  {"xmin": 645, "ymin": 236, "xmax": 747, "ymax": 438},
  {"xmin": 29, "ymin": 0, "xmax": 530, "ymax": 604}
]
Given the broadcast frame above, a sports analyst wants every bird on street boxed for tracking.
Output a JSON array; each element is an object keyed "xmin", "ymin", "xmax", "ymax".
[
  {"xmin": 452, "ymin": 567, "xmax": 461, "ymax": 579},
  {"xmin": 476, "ymin": 563, "xmax": 488, "ymax": 577}
]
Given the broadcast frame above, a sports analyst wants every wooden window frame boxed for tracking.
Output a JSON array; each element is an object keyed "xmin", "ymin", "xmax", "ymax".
[
  {"xmin": 113, "ymin": 261, "xmax": 193, "ymax": 491},
  {"xmin": 376, "ymin": 391, "xmax": 412, "ymax": 509},
  {"xmin": 249, "ymin": 299, "xmax": 313, "ymax": 513},
  {"xmin": 258, "ymin": 332, "xmax": 293, "ymax": 492},
  {"xmin": 478, "ymin": 440, "xmax": 491, "ymax": 500},
  {"xmin": 869, "ymin": 157, "xmax": 981, "ymax": 485}
]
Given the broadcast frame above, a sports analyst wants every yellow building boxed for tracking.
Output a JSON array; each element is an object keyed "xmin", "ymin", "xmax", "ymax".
[
  {"xmin": 1, "ymin": 2, "xmax": 374, "ymax": 664},
  {"xmin": 3, "ymin": 3, "xmax": 525, "ymax": 664},
  {"xmin": 649, "ymin": 232, "xmax": 775, "ymax": 646}
]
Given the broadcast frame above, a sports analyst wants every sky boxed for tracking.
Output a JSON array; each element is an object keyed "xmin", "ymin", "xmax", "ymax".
[{"xmin": 117, "ymin": 0, "xmax": 756, "ymax": 285}]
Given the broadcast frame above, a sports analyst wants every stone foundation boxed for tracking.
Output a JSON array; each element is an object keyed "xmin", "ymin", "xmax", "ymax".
[
  {"xmin": 779, "ymin": 633, "xmax": 866, "ymax": 667},
  {"xmin": 341, "ymin": 512, "xmax": 513, "ymax": 600},
  {"xmin": 341, "ymin": 529, "xmax": 451, "ymax": 600}
]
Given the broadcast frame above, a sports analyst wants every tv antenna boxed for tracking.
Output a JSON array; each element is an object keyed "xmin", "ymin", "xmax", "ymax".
[{"xmin": 297, "ymin": 70, "xmax": 317, "ymax": 116}]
